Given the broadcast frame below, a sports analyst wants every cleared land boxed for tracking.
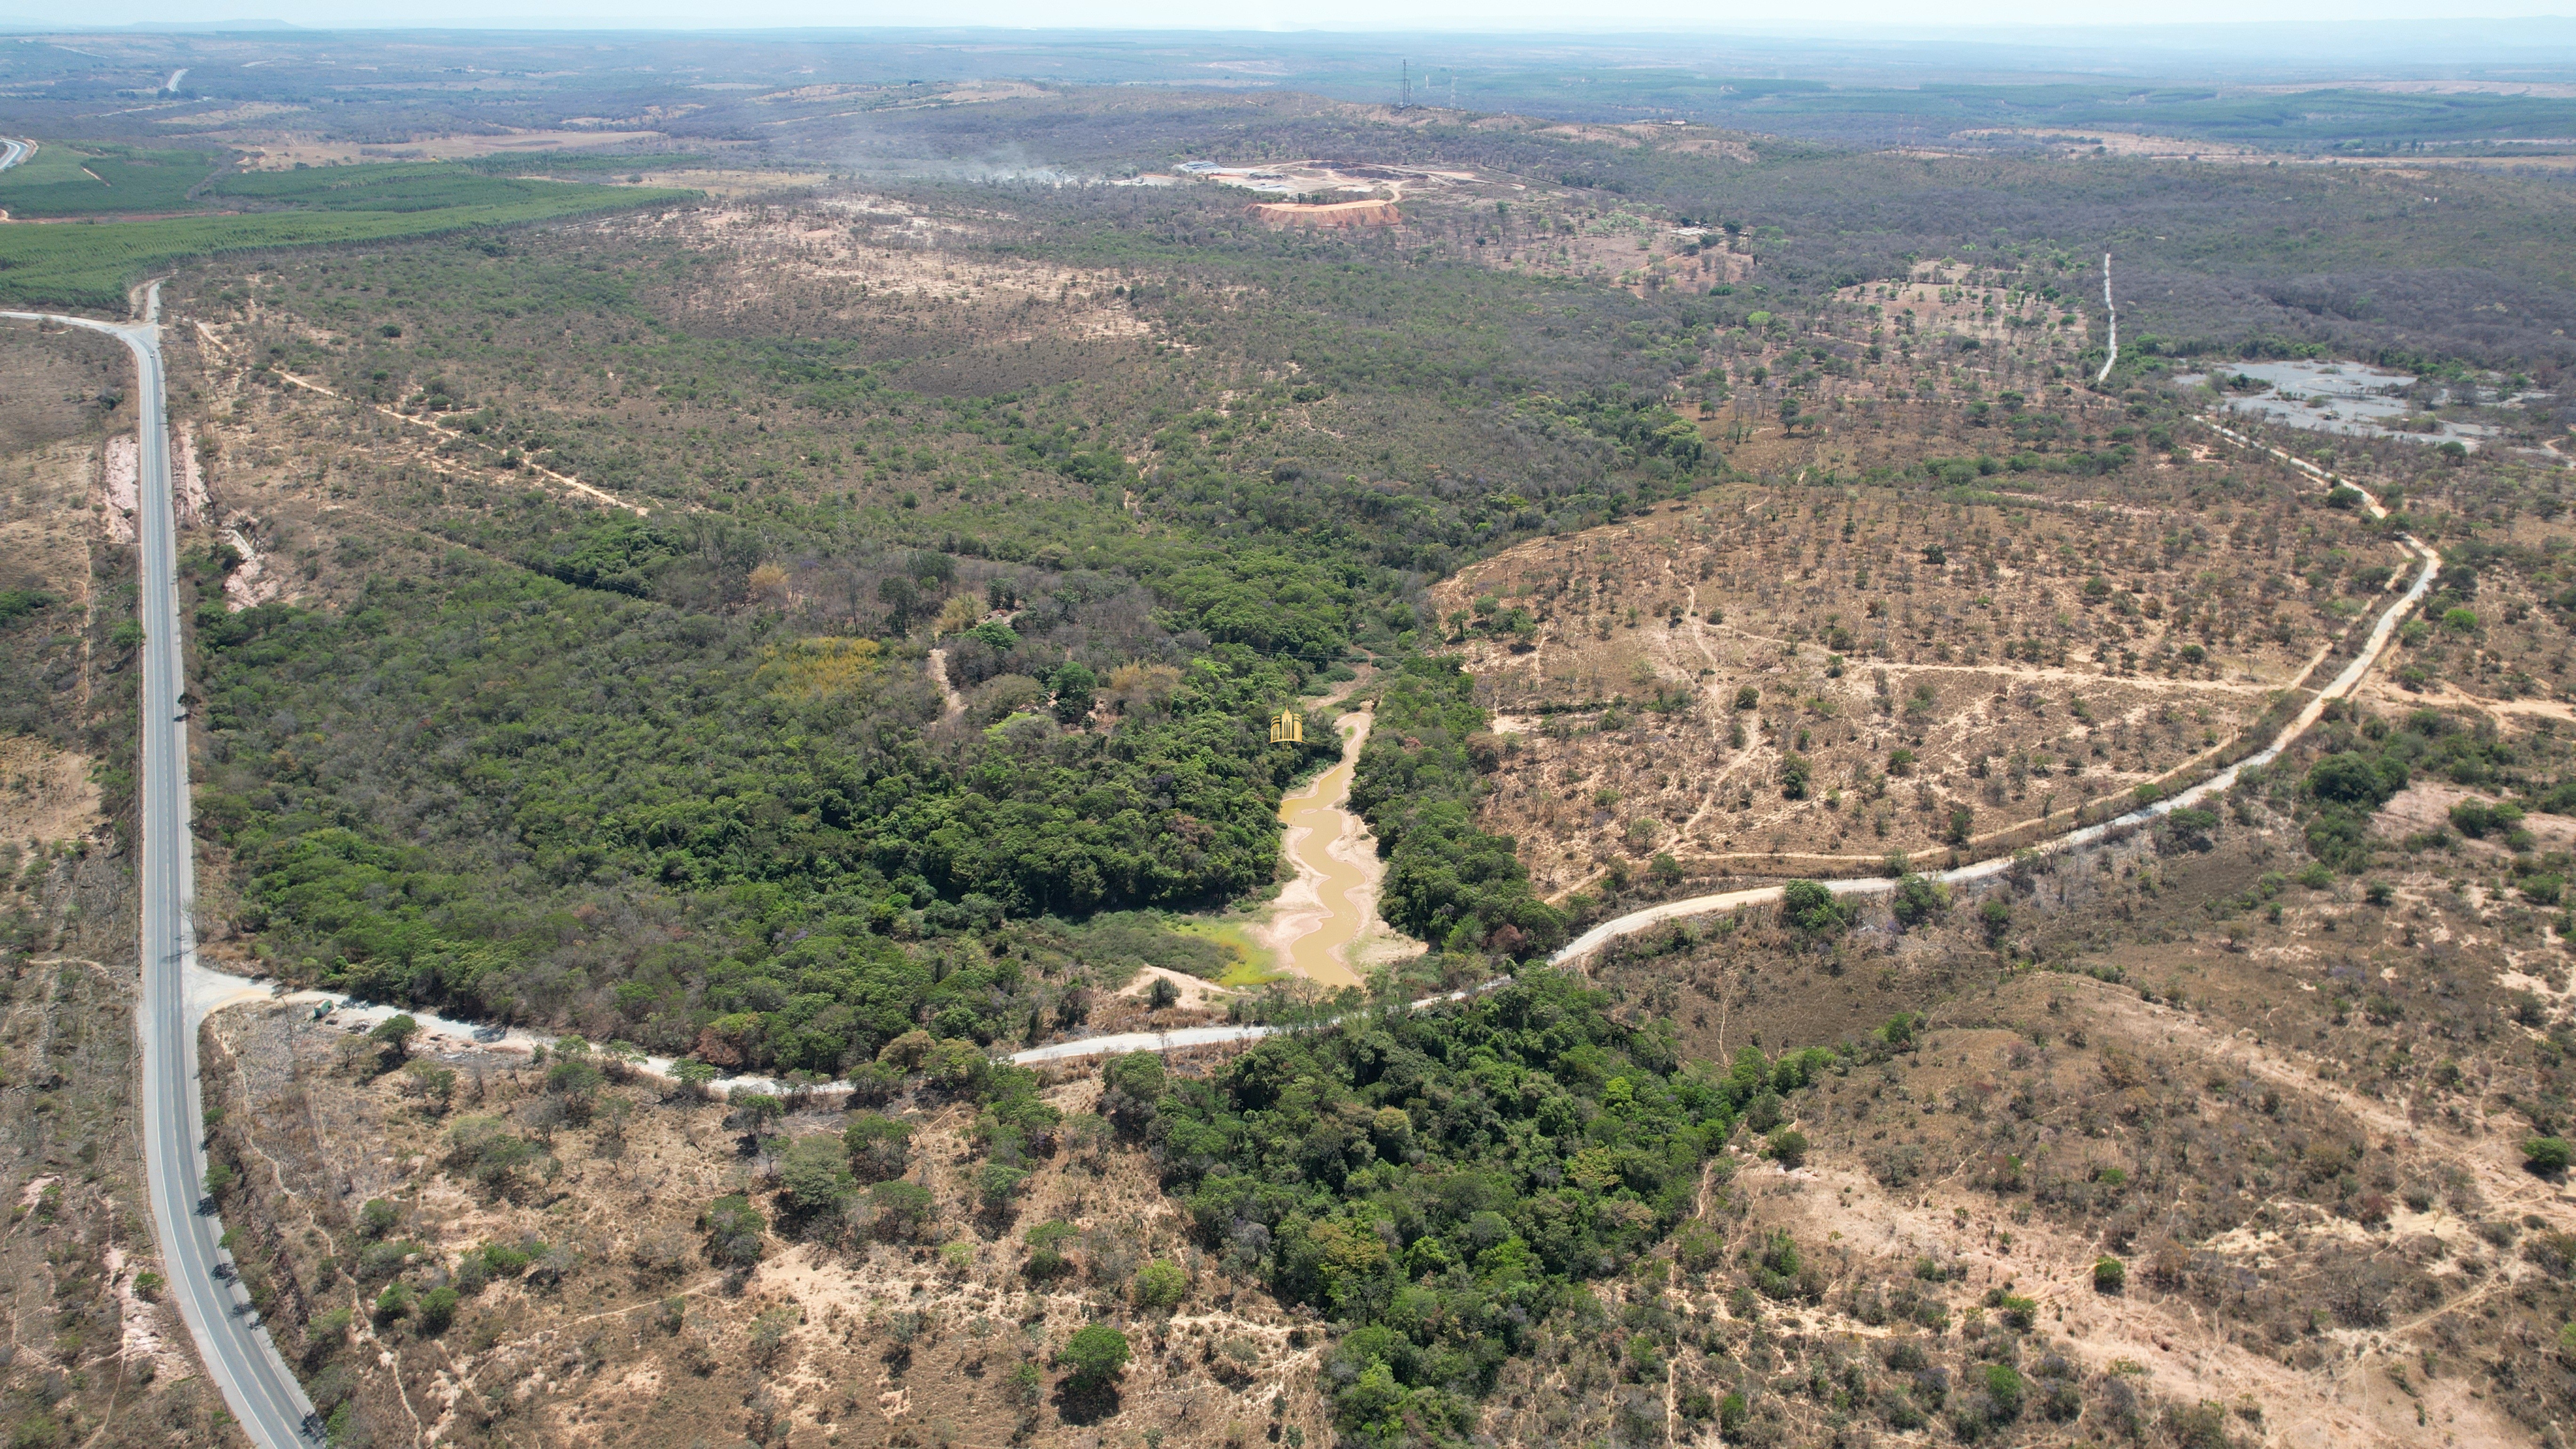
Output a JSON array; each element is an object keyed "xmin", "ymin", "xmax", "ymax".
[{"xmin": 1431, "ymin": 466, "xmax": 2411, "ymax": 892}]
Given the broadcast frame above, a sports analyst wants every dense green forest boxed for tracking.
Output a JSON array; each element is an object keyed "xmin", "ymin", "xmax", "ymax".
[
  {"xmin": 1134, "ymin": 970, "xmax": 1837, "ymax": 1442},
  {"xmin": 1350, "ymin": 658, "xmax": 1562, "ymax": 957},
  {"xmin": 194, "ymin": 538, "xmax": 1341, "ymax": 1042}
]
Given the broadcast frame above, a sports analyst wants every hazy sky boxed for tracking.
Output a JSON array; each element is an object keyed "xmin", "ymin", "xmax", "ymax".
[{"xmin": 56, "ymin": 1, "xmax": 2576, "ymax": 32}]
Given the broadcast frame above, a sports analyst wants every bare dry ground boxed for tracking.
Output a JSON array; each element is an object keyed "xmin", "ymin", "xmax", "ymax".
[
  {"xmin": 0, "ymin": 736, "xmax": 98, "ymax": 858},
  {"xmin": 640, "ymin": 200, "xmax": 1159, "ymax": 338},
  {"xmin": 142, "ymin": 195, "xmax": 1178, "ymax": 594},
  {"xmin": 199, "ymin": 1012, "xmax": 1338, "ymax": 1449},
  {"xmin": 1561, "ymin": 755, "xmax": 2576, "ymax": 1449},
  {"xmin": 1431, "ymin": 469, "xmax": 2409, "ymax": 894}
]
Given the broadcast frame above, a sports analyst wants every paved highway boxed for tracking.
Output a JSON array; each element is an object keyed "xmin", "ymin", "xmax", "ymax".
[
  {"xmin": 0, "ymin": 137, "xmax": 32, "ymax": 173},
  {"xmin": 2, "ymin": 293, "xmax": 321, "ymax": 1447}
]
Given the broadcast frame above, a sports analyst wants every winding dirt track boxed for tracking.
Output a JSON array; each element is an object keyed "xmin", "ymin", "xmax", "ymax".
[{"xmin": 1561, "ymin": 419, "xmax": 2433, "ymax": 958}]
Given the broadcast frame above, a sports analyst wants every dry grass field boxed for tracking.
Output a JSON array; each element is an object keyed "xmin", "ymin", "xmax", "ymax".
[
  {"xmin": 1557, "ymin": 739, "xmax": 2576, "ymax": 1449},
  {"xmin": 201, "ymin": 1009, "xmax": 1341, "ymax": 1449},
  {"xmin": 1429, "ymin": 458, "xmax": 2422, "ymax": 893}
]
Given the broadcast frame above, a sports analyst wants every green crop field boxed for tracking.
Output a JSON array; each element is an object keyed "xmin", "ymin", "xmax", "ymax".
[
  {"xmin": 0, "ymin": 166, "xmax": 694, "ymax": 313},
  {"xmin": 0, "ymin": 141, "xmax": 222, "ymax": 218},
  {"xmin": 205, "ymin": 161, "xmax": 679, "ymax": 214}
]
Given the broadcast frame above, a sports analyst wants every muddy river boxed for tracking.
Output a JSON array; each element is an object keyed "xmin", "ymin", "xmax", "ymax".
[{"xmin": 1266, "ymin": 708, "xmax": 1379, "ymax": 987}]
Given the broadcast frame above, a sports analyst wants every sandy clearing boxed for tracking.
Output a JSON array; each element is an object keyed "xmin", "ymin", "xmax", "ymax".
[
  {"xmin": 100, "ymin": 434, "xmax": 138, "ymax": 544},
  {"xmin": 1248, "ymin": 199, "xmax": 1399, "ymax": 228},
  {"xmin": 650, "ymin": 203, "xmax": 1154, "ymax": 338},
  {"xmin": 1114, "ymin": 965, "xmax": 1237, "ymax": 1012},
  {"xmin": 0, "ymin": 733, "xmax": 102, "ymax": 851},
  {"xmin": 104, "ymin": 1241, "xmax": 190, "ymax": 1383},
  {"xmin": 925, "ymin": 648, "xmax": 966, "ymax": 721},
  {"xmin": 221, "ymin": 522, "xmax": 280, "ymax": 611},
  {"xmin": 174, "ymin": 425, "xmax": 208, "ymax": 525},
  {"xmin": 2374, "ymin": 781, "xmax": 2576, "ymax": 854},
  {"xmin": 2358, "ymin": 670, "xmax": 2576, "ymax": 725}
]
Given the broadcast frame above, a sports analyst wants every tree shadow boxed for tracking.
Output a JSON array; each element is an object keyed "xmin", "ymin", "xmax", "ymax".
[{"xmin": 1051, "ymin": 1378, "xmax": 1121, "ymax": 1426}]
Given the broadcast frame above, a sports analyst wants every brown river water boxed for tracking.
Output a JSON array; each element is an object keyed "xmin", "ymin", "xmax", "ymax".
[{"xmin": 1266, "ymin": 708, "xmax": 1377, "ymax": 987}]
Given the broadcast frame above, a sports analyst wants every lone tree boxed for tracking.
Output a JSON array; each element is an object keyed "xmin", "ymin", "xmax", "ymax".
[
  {"xmin": 673, "ymin": 1059, "xmax": 719, "ymax": 1099},
  {"xmin": 1059, "ymin": 1324, "xmax": 1131, "ymax": 1388},
  {"xmin": 777, "ymin": 1135, "xmax": 854, "ymax": 1219},
  {"xmin": 367, "ymin": 1014, "xmax": 421, "ymax": 1070},
  {"xmin": 2526, "ymin": 1136, "xmax": 2572, "ymax": 1176},
  {"xmin": 1099, "ymin": 1052, "xmax": 1165, "ymax": 1131},
  {"xmin": 702, "ymin": 1193, "xmax": 767, "ymax": 1268},
  {"xmin": 731, "ymin": 1091, "xmax": 789, "ymax": 1172},
  {"xmin": 730, "ymin": 1092, "xmax": 788, "ymax": 1135},
  {"xmin": 844, "ymin": 1112, "xmax": 914, "ymax": 1183},
  {"xmin": 1943, "ymin": 803, "xmax": 1976, "ymax": 846}
]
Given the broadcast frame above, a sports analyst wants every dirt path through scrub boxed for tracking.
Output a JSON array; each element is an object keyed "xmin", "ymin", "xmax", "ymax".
[
  {"xmin": 202, "ymin": 321, "xmax": 647, "ymax": 515},
  {"xmin": 926, "ymin": 647, "xmax": 966, "ymax": 720},
  {"xmin": 1744, "ymin": 970, "xmax": 2558, "ymax": 1449},
  {"xmin": 1554, "ymin": 426, "xmax": 2439, "ymax": 963}
]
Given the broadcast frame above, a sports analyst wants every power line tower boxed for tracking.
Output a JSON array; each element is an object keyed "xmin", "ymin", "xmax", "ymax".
[{"xmin": 1400, "ymin": 60, "xmax": 1410, "ymax": 111}]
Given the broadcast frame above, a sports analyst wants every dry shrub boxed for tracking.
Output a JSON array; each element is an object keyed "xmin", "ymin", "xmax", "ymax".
[{"xmin": 1105, "ymin": 661, "xmax": 1183, "ymax": 716}]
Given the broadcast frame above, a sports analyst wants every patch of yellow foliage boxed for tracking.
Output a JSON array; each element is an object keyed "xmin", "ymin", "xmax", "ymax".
[
  {"xmin": 1105, "ymin": 661, "xmax": 1182, "ymax": 712},
  {"xmin": 756, "ymin": 636, "xmax": 884, "ymax": 700}
]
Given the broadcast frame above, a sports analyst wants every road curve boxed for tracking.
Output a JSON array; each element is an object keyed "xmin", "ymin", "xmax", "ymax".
[
  {"xmin": 1012, "ymin": 424, "xmax": 2440, "ymax": 1064},
  {"xmin": 3, "ymin": 298, "xmax": 322, "ymax": 1447},
  {"xmin": 0, "ymin": 137, "xmax": 31, "ymax": 173}
]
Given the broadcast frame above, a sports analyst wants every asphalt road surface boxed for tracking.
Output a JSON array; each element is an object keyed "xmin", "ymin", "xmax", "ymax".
[{"xmin": 2, "ymin": 294, "xmax": 321, "ymax": 1447}]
